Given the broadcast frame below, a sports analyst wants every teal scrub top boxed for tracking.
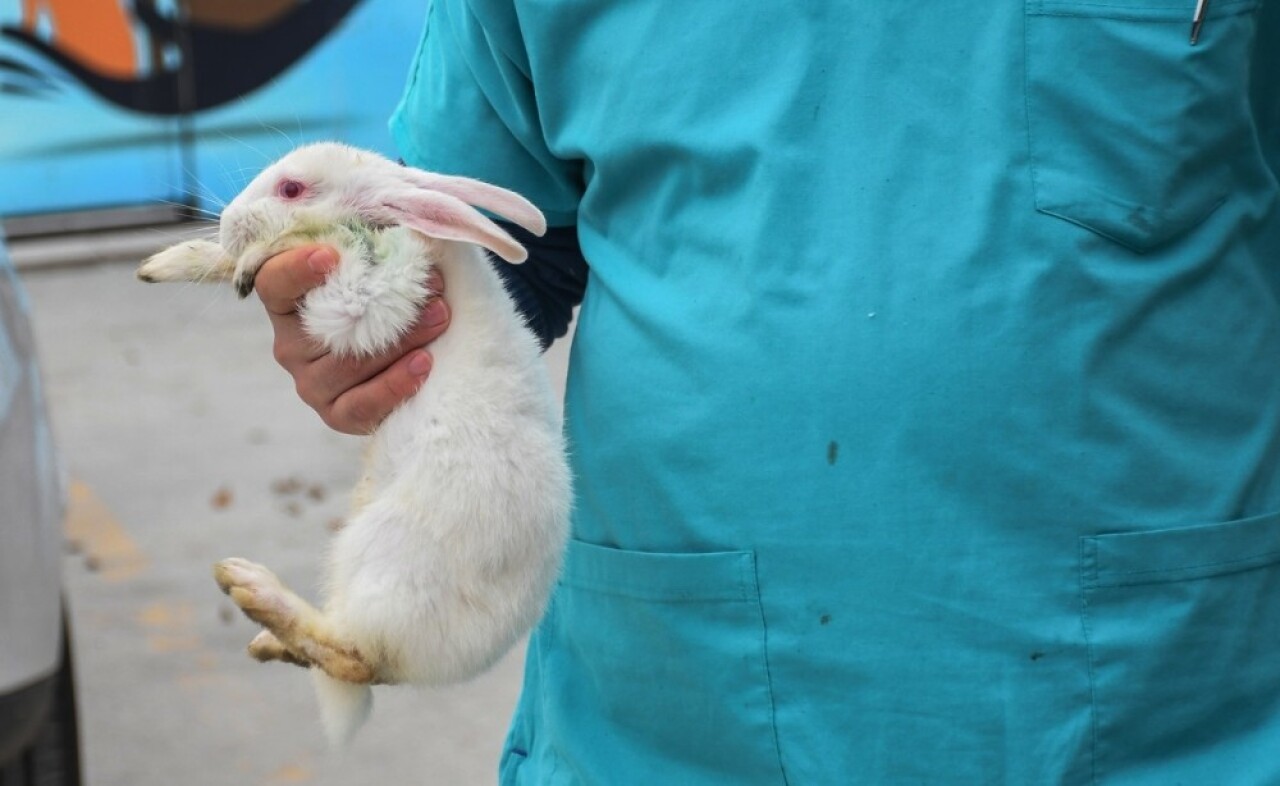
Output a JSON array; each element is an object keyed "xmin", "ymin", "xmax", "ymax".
[{"xmin": 391, "ymin": 2, "xmax": 1280, "ymax": 783}]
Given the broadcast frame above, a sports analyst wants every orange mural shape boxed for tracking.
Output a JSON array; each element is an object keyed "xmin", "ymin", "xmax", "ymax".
[
  {"xmin": 20, "ymin": 0, "xmax": 137, "ymax": 78},
  {"xmin": 4, "ymin": 0, "xmax": 353, "ymax": 115},
  {"xmin": 184, "ymin": 0, "xmax": 300, "ymax": 30}
]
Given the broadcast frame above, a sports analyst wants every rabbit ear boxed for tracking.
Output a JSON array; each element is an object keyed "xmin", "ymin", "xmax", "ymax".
[
  {"xmin": 375, "ymin": 189, "xmax": 531, "ymax": 264},
  {"xmin": 398, "ymin": 169, "xmax": 548, "ymax": 238}
]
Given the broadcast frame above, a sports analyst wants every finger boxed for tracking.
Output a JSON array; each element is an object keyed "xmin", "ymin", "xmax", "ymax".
[
  {"xmin": 270, "ymin": 306, "xmax": 330, "ymax": 368},
  {"xmin": 261, "ymin": 246, "xmax": 340, "ymax": 367},
  {"xmin": 425, "ymin": 268, "xmax": 444, "ymax": 299},
  {"xmin": 402, "ymin": 294, "xmax": 451, "ymax": 348},
  {"xmin": 294, "ymin": 297, "xmax": 451, "ymax": 407},
  {"xmin": 323, "ymin": 350, "xmax": 435, "ymax": 434},
  {"xmin": 255, "ymin": 245, "xmax": 339, "ymax": 316}
]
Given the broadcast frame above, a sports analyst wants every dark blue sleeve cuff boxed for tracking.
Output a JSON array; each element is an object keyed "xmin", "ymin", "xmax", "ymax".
[{"xmin": 491, "ymin": 221, "xmax": 588, "ymax": 350}]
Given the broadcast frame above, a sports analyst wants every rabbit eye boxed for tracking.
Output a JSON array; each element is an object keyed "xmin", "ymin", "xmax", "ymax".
[{"xmin": 277, "ymin": 180, "xmax": 306, "ymax": 200}]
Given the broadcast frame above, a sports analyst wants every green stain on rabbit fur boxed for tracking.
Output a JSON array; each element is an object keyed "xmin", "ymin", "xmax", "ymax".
[{"xmin": 284, "ymin": 220, "xmax": 382, "ymax": 264}]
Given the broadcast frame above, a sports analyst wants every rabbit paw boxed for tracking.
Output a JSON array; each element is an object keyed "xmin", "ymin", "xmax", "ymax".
[
  {"xmin": 137, "ymin": 239, "xmax": 234, "ymax": 285},
  {"xmin": 213, "ymin": 558, "xmax": 378, "ymax": 684},
  {"xmin": 300, "ymin": 229, "xmax": 432, "ymax": 357},
  {"xmin": 214, "ymin": 557, "xmax": 307, "ymax": 633},
  {"xmin": 248, "ymin": 629, "xmax": 312, "ymax": 668}
]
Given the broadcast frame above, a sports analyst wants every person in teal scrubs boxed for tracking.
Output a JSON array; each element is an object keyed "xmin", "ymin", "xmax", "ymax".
[{"xmin": 257, "ymin": 1, "xmax": 1280, "ymax": 782}]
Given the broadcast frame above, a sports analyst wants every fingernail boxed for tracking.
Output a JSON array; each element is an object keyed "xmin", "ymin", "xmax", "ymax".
[
  {"xmin": 307, "ymin": 248, "xmax": 335, "ymax": 274},
  {"xmin": 424, "ymin": 299, "xmax": 449, "ymax": 328},
  {"xmin": 408, "ymin": 351, "xmax": 433, "ymax": 376}
]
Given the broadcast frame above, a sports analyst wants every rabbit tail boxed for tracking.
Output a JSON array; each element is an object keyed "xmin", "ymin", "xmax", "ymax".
[{"xmin": 313, "ymin": 670, "xmax": 373, "ymax": 746}]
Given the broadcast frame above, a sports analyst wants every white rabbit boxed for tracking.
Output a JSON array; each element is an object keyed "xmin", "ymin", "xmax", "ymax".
[{"xmin": 136, "ymin": 142, "xmax": 572, "ymax": 745}]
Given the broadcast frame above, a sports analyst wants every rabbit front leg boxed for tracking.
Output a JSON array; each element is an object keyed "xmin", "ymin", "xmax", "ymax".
[
  {"xmin": 214, "ymin": 558, "xmax": 378, "ymax": 684},
  {"xmin": 137, "ymin": 239, "xmax": 235, "ymax": 284},
  {"xmin": 137, "ymin": 234, "xmax": 296, "ymax": 296},
  {"xmin": 137, "ymin": 234, "xmax": 300, "ymax": 295}
]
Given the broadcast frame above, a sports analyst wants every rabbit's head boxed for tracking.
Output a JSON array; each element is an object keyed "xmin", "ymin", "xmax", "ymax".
[{"xmin": 220, "ymin": 142, "xmax": 547, "ymax": 296}]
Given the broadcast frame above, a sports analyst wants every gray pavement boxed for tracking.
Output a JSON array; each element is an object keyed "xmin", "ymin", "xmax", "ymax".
[{"xmin": 15, "ymin": 224, "xmax": 573, "ymax": 786}]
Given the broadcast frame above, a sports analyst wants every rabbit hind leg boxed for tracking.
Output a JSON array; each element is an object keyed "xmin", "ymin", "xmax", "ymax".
[
  {"xmin": 214, "ymin": 557, "xmax": 377, "ymax": 684},
  {"xmin": 247, "ymin": 629, "xmax": 311, "ymax": 669}
]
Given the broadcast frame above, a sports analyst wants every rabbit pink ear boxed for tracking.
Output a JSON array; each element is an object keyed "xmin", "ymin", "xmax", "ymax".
[
  {"xmin": 398, "ymin": 170, "xmax": 547, "ymax": 238},
  {"xmin": 375, "ymin": 189, "xmax": 530, "ymax": 263}
]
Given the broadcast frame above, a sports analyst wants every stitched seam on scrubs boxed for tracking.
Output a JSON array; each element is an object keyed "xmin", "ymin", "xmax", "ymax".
[
  {"xmin": 391, "ymin": 5, "xmax": 433, "ymax": 121},
  {"xmin": 559, "ymin": 578, "xmax": 749, "ymax": 602},
  {"xmin": 1088, "ymin": 548, "xmax": 1280, "ymax": 587},
  {"xmin": 1022, "ymin": 4, "xmax": 1048, "ymax": 218},
  {"xmin": 1077, "ymin": 538, "xmax": 1102, "ymax": 786},
  {"xmin": 560, "ymin": 542, "xmax": 755, "ymax": 601},
  {"xmin": 1033, "ymin": 0, "xmax": 1257, "ymax": 7},
  {"xmin": 749, "ymin": 553, "xmax": 790, "ymax": 786},
  {"xmin": 1030, "ymin": 0, "xmax": 1259, "ymax": 20}
]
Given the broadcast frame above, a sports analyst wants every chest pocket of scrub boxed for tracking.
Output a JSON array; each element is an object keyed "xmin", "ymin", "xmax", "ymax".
[
  {"xmin": 1079, "ymin": 511, "xmax": 1280, "ymax": 784},
  {"xmin": 1024, "ymin": 0, "xmax": 1264, "ymax": 252},
  {"xmin": 540, "ymin": 540, "xmax": 786, "ymax": 786}
]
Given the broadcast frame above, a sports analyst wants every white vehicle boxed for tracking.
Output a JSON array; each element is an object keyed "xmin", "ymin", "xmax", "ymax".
[{"xmin": 0, "ymin": 228, "xmax": 81, "ymax": 784}]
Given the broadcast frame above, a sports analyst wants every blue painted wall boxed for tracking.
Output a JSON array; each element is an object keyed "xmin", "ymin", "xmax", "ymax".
[{"xmin": 0, "ymin": 0, "xmax": 426, "ymax": 219}]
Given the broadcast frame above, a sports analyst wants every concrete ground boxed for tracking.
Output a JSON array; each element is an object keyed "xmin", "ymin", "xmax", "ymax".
[{"xmin": 13, "ymin": 224, "xmax": 573, "ymax": 786}]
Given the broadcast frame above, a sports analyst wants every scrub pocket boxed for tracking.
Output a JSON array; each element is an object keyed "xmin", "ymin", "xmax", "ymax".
[
  {"xmin": 1024, "ymin": 0, "xmax": 1264, "ymax": 251},
  {"xmin": 540, "ymin": 539, "xmax": 787, "ymax": 785},
  {"xmin": 1079, "ymin": 511, "xmax": 1280, "ymax": 784}
]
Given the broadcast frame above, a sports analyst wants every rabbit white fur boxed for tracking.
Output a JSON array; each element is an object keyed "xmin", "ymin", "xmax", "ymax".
[{"xmin": 137, "ymin": 143, "xmax": 572, "ymax": 745}]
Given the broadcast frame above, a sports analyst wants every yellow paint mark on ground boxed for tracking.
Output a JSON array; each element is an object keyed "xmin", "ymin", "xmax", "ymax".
[
  {"xmin": 64, "ymin": 479, "xmax": 148, "ymax": 582},
  {"xmin": 265, "ymin": 763, "xmax": 313, "ymax": 784},
  {"xmin": 137, "ymin": 600, "xmax": 194, "ymax": 629},
  {"xmin": 137, "ymin": 600, "xmax": 208, "ymax": 653},
  {"xmin": 176, "ymin": 671, "xmax": 231, "ymax": 689},
  {"xmin": 146, "ymin": 633, "xmax": 202, "ymax": 653}
]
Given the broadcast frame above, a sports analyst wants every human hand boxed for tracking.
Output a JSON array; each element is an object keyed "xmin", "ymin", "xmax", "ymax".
[{"xmin": 255, "ymin": 244, "xmax": 450, "ymax": 435}]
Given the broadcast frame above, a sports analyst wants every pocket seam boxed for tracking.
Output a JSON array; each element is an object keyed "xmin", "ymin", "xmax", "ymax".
[
  {"xmin": 750, "ymin": 555, "xmax": 793, "ymax": 786},
  {"xmin": 1081, "ymin": 511, "xmax": 1280, "ymax": 588},
  {"xmin": 1078, "ymin": 538, "xmax": 1104, "ymax": 786},
  {"xmin": 1083, "ymin": 542, "xmax": 1280, "ymax": 588},
  {"xmin": 558, "ymin": 539, "xmax": 756, "ymax": 602},
  {"xmin": 1030, "ymin": 0, "xmax": 1259, "ymax": 21},
  {"xmin": 1033, "ymin": 193, "xmax": 1229, "ymax": 254}
]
